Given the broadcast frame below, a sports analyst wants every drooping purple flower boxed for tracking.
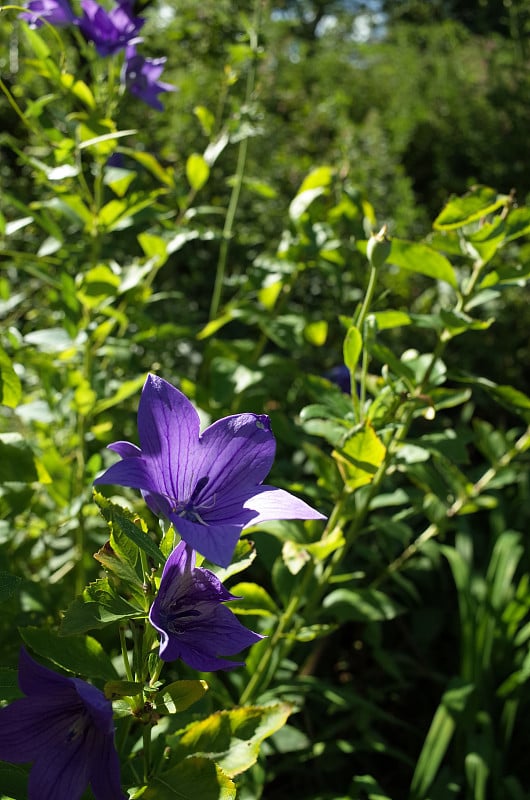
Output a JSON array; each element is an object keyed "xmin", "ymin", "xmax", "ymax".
[
  {"xmin": 0, "ymin": 649, "xmax": 126, "ymax": 800},
  {"xmin": 20, "ymin": 0, "xmax": 76, "ymax": 28},
  {"xmin": 122, "ymin": 45, "xmax": 175, "ymax": 110},
  {"xmin": 94, "ymin": 374, "xmax": 325, "ymax": 567},
  {"xmin": 149, "ymin": 541, "xmax": 262, "ymax": 670},
  {"xmin": 79, "ymin": 0, "xmax": 144, "ymax": 56}
]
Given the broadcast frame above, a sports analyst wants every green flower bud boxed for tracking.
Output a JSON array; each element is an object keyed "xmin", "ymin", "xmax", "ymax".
[{"xmin": 366, "ymin": 225, "xmax": 391, "ymax": 269}]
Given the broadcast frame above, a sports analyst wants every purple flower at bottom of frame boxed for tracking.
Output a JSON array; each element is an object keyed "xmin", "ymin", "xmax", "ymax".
[
  {"xmin": 20, "ymin": 0, "xmax": 76, "ymax": 28},
  {"xmin": 94, "ymin": 374, "xmax": 326, "ymax": 568},
  {"xmin": 0, "ymin": 648, "xmax": 126, "ymax": 800},
  {"xmin": 149, "ymin": 541, "xmax": 263, "ymax": 671},
  {"xmin": 122, "ymin": 45, "xmax": 176, "ymax": 110},
  {"xmin": 79, "ymin": 0, "xmax": 144, "ymax": 56}
]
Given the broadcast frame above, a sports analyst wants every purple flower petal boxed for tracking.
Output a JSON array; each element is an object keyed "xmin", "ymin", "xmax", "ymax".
[
  {"xmin": 95, "ymin": 373, "xmax": 326, "ymax": 567},
  {"xmin": 195, "ymin": 413, "xmax": 276, "ymax": 498},
  {"xmin": 167, "ymin": 516, "xmax": 244, "ymax": 568},
  {"xmin": 122, "ymin": 46, "xmax": 176, "ymax": 110},
  {"xmin": 20, "ymin": 0, "xmax": 75, "ymax": 28},
  {"xmin": 138, "ymin": 374, "xmax": 200, "ymax": 500},
  {"xmin": 149, "ymin": 542, "xmax": 262, "ymax": 670},
  {"xmin": 79, "ymin": 0, "xmax": 144, "ymax": 56},
  {"xmin": 0, "ymin": 649, "xmax": 126, "ymax": 800},
  {"xmin": 241, "ymin": 486, "xmax": 326, "ymax": 524}
]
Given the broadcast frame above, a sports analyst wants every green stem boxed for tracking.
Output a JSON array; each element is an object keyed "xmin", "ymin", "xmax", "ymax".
[
  {"xmin": 374, "ymin": 425, "xmax": 530, "ymax": 584},
  {"xmin": 142, "ymin": 725, "xmax": 152, "ymax": 782},
  {"xmin": 354, "ymin": 258, "xmax": 378, "ymax": 332},
  {"xmin": 120, "ymin": 626, "xmax": 134, "ymax": 682},
  {"xmin": 209, "ymin": 2, "xmax": 262, "ymax": 320}
]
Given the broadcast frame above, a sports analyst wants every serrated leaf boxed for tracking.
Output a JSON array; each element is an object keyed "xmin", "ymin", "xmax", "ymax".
[
  {"xmin": 60, "ymin": 581, "xmax": 142, "ymax": 635},
  {"xmin": 19, "ymin": 627, "xmax": 118, "ymax": 680},
  {"xmin": 166, "ymin": 704, "xmax": 292, "ymax": 777},
  {"xmin": 94, "ymin": 492, "xmax": 165, "ymax": 566}
]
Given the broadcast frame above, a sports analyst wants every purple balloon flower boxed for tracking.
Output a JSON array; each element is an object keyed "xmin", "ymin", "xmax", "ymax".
[
  {"xmin": 149, "ymin": 541, "xmax": 262, "ymax": 670},
  {"xmin": 0, "ymin": 648, "xmax": 125, "ymax": 800},
  {"xmin": 122, "ymin": 45, "xmax": 176, "ymax": 110},
  {"xmin": 94, "ymin": 374, "xmax": 325, "ymax": 567},
  {"xmin": 20, "ymin": 0, "xmax": 76, "ymax": 28},
  {"xmin": 79, "ymin": 0, "xmax": 144, "ymax": 56}
]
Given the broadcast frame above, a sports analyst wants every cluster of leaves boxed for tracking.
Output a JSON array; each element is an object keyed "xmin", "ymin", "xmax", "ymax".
[{"xmin": 1, "ymin": 2, "xmax": 530, "ymax": 800}]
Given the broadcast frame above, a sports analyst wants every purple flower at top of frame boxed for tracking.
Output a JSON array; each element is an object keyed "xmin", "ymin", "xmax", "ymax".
[
  {"xmin": 79, "ymin": 0, "xmax": 144, "ymax": 56},
  {"xmin": 94, "ymin": 373, "xmax": 326, "ymax": 568},
  {"xmin": 0, "ymin": 648, "xmax": 126, "ymax": 800},
  {"xmin": 122, "ymin": 45, "xmax": 176, "ymax": 110},
  {"xmin": 20, "ymin": 0, "xmax": 76, "ymax": 28},
  {"xmin": 149, "ymin": 541, "xmax": 262, "ymax": 670}
]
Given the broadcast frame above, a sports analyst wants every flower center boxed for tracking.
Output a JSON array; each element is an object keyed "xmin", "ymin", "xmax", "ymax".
[
  {"xmin": 65, "ymin": 711, "xmax": 89, "ymax": 744},
  {"xmin": 174, "ymin": 476, "xmax": 212, "ymax": 525},
  {"xmin": 165, "ymin": 603, "xmax": 202, "ymax": 634}
]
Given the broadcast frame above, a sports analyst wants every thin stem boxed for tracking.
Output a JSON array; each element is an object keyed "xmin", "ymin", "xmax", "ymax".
[
  {"xmin": 375, "ymin": 425, "xmax": 530, "ymax": 584},
  {"xmin": 142, "ymin": 725, "xmax": 152, "ymax": 783},
  {"xmin": 120, "ymin": 626, "xmax": 134, "ymax": 682},
  {"xmin": 354, "ymin": 258, "xmax": 378, "ymax": 332},
  {"xmin": 209, "ymin": 2, "xmax": 263, "ymax": 320}
]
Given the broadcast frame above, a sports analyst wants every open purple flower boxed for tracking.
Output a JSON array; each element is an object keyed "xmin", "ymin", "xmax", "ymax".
[
  {"xmin": 149, "ymin": 541, "xmax": 262, "ymax": 670},
  {"xmin": 79, "ymin": 0, "xmax": 144, "ymax": 56},
  {"xmin": 122, "ymin": 45, "xmax": 175, "ymax": 110},
  {"xmin": 20, "ymin": 0, "xmax": 76, "ymax": 28},
  {"xmin": 95, "ymin": 374, "xmax": 325, "ymax": 567},
  {"xmin": 0, "ymin": 648, "xmax": 125, "ymax": 800}
]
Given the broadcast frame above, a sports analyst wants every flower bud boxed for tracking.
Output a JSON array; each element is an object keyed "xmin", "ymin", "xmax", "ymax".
[{"xmin": 366, "ymin": 225, "xmax": 391, "ymax": 269}]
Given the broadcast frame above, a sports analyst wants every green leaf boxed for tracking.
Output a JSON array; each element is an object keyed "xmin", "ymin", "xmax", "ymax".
[
  {"xmin": 122, "ymin": 149, "xmax": 175, "ymax": 187},
  {"xmin": 372, "ymin": 310, "xmax": 411, "ymax": 330},
  {"xmin": 19, "ymin": 627, "xmax": 118, "ymax": 681},
  {"xmin": 304, "ymin": 320, "xmax": 328, "ymax": 346},
  {"xmin": 332, "ymin": 424, "xmax": 386, "ymax": 491},
  {"xmin": 227, "ymin": 582, "xmax": 279, "ymax": 616},
  {"xmin": 433, "ymin": 186, "xmax": 509, "ymax": 230},
  {"xmin": 0, "ymin": 434, "xmax": 39, "ymax": 483},
  {"xmin": 389, "ymin": 239, "xmax": 457, "ymax": 288},
  {"xmin": 60, "ymin": 579, "xmax": 142, "ymax": 635},
  {"xmin": 0, "ymin": 348, "xmax": 22, "ymax": 408},
  {"xmin": 289, "ymin": 187, "xmax": 326, "ymax": 221},
  {"xmin": 94, "ymin": 492, "xmax": 165, "ymax": 566},
  {"xmin": 186, "ymin": 153, "xmax": 210, "ymax": 192},
  {"xmin": 167, "ymin": 704, "xmax": 292, "ymax": 777},
  {"xmin": 194, "ymin": 105, "xmax": 215, "ymax": 136},
  {"xmin": 322, "ymin": 588, "xmax": 403, "ymax": 622},
  {"xmin": 154, "ymin": 680, "xmax": 209, "ymax": 714},
  {"xmin": 298, "ymin": 166, "xmax": 333, "ymax": 193},
  {"xmin": 409, "ymin": 679, "xmax": 475, "ymax": 800},
  {"xmin": 0, "ymin": 571, "xmax": 22, "ymax": 603},
  {"xmin": 104, "ymin": 679, "xmax": 144, "ymax": 699},
  {"xmin": 93, "ymin": 375, "xmax": 146, "ymax": 415},
  {"xmin": 0, "ymin": 763, "xmax": 28, "ymax": 800},
  {"xmin": 0, "ymin": 668, "xmax": 22, "ymax": 702},
  {"xmin": 144, "ymin": 757, "xmax": 235, "ymax": 800},
  {"xmin": 343, "ymin": 325, "xmax": 362, "ymax": 375}
]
